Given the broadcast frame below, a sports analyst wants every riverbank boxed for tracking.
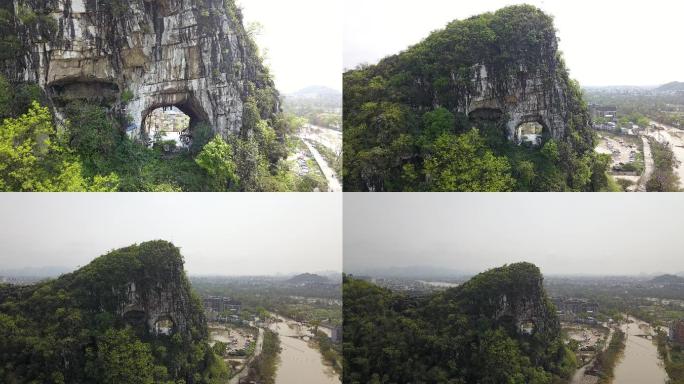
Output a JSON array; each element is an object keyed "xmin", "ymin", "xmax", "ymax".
[
  {"xmin": 656, "ymin": 330, "xmax": 684, "ymax": 383},
  {"xmin": 595, "ymin": 328, "xmax": 625, "ymax": 384},
  {"xmin": 612, "ymin": 316, "xmax": 668, "ymax": 384},
  {"xmin": 268, "ymin": 314, "xmax": 340, "ymax": 384},
  {"xmin": 569, "ymin": 315, "xmax": 670, "ymax": 384}
]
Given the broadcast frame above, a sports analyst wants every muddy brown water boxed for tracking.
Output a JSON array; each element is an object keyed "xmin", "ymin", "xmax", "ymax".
[
  {"xmin": 613, "ymin": 317, "xmax": 667, "ymax": 384},
  {"xmin": 269, "ymin": 316, "xmax": 340, "ymax": 384}
]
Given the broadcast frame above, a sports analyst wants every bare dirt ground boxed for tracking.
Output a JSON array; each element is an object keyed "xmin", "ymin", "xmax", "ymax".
[
  {"xmin": 596, "ymin": 134, "xmax": 642, "ymax": 190},
  {"xmin": 298, "ymin": 124, "xmax": 342, "ymax": 154}
]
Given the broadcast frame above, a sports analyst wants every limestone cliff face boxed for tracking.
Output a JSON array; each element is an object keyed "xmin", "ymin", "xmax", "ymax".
[
  {"xmin": 469, "ymin": 62, "xmax": 570, "ymax": 142},
  {"xmin": 68, "ymin": 240, "xmax": 207, "ymax": 337},
  {"xmin": 0, "ymin": 240, "xmax": 216, "ymax": 383},
  {"xmin": 438, "ymin": 262, "xmax": 560, "ymax": 339},
  {"xmin": 344, "ymin": 5, "xmax": 590, "ymax": 145},
  {"xmin": 3, "ymin": 0, "xmax": 277, "ymax": 139}
]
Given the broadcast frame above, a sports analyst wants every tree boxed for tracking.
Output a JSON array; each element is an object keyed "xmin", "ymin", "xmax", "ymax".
[
  {"xmin": 64, "ymin": 102, "xmax": 122, "ymax": 166},
  {"xmin": 195, "ymin": 136, "xmax": 239, "ymax": 190},
  {"xmin": 0, "ymin": 101, "xmax": 118, "ymax": 191},
  {"xmin": 85, "ymin": 328, "xmax": 156, "ymax": 384},
  {"xmin": 421, "ymin": 107, "xmax": 455, "ymax": 142},
  {"xmin": 0, "ymin": 101, "xmax": 119, "ymax": 191},
  {"xmin": 424, "ymin": 129, "xmax": 515, "ymax": 191}
]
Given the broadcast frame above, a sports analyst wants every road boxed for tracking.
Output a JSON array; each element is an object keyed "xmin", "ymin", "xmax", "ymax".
[
  {"xmin": 637, "ymin": 137, "xmax": 654, "ymax": 192},
  {"xmin": 302, "ymin": 139, "xmax": 341, "ymax": 192}
]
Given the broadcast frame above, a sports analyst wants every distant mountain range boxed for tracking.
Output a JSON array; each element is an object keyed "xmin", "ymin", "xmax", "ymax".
[
  {"xmin": 651, "ymin": 274, "xmax": 684, "ymax": 284},
  {"xmin": 656, "ymin": 81, "xmax": 684, "ymax": 92},
  {"xmin": 284, "ymin": 85, "xmax": 342, "ymax": 109},
  {"xmin": 584, "ymin": 82, "xmax": 684, "ymax": 93},
  {"xmin": 288, "ymin": 85, "xmax": 341, "ymax": 99},
  {"xmin": 286, "ymin": 272, "xmax": 332, "ymax": 285},
  {"xmin": 0, "ymin": 266, "xmax": 72, "ymax": 277},
  {"xmin": 347, "ymin": 265, "xmax": 470, "ymax": 280}
]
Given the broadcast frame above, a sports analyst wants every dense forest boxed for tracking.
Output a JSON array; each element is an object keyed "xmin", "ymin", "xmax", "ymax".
[
  {"xmin": 343, "ymin": 263, "xmax": 576, "ymax": 383},
  {"xmin": 343, "ymin": 5, "xmax": 614, "ymax": 191},
  {"xmin": 0, "ymin": 241, "xmax": 228, "ymax": 383},
  {"xmin": 0, "ymin": 0, "xmax": 316, "ymax": 191}
]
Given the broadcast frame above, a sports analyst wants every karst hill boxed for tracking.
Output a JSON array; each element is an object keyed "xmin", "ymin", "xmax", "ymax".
[
  {"xmin": 0, "ymin": 240, "xmax": 227, "ymax": 383},
  {"xmin": 344, "ymin": 5, "xmax": 612, "ymax": 192},
  {"xmin": 343, "ymin": 262, "xmax": 575, "ymax": 383}
]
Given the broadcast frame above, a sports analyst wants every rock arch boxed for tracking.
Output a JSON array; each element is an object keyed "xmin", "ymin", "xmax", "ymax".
[
  {"xmin": 466, "ymin": 64, "xmax": 566, "ymax": 143},
  {"xmin": 154, "ymin": 314, "xmax": 176, "ymax": 335},
  {"xmin": 510, "ymin": 115, "xmax": 548, "ymax": 146}
]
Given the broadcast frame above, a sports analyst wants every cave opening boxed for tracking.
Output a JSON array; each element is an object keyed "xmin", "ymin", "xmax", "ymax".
[
  {"xmin": 516, "ymin": 121, "xmax": 545, "ymax": 148},
  {"xmin": 154, "ymin": 316, "xmax": 175, "ymax": 336},
  {"xmin": 469, "ymin": 107, "xmax": 503, "ymax": 121},
  {"xmin": 123, "ymin": 309, "xmax": 146, "ymax": 327},
  {"xmin": 519, "ymin": 320, "xmax": 536, "ymax": 335},
  {"xmin": 141, "ymin": 94, "xmax": 211, "ymax": 153},
  {"xmin": 49, "ymin": 80, "xmax": 120, "ymax": 107},
  {"xmin": 143, "ymin": 106, "xmax": 192, "ymax": 151}
]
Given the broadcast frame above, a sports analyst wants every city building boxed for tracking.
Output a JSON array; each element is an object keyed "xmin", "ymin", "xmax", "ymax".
[
  {"xmin": 202, "ymin": 296, "xmax": 242, "ymax": 321},
  {"xmin": 553, "ymin": 297, "xmax": 599, "ymax": 323},
  {"xmin": 589, "ymin": 104, "xmax": 618, "ymax": 121}
]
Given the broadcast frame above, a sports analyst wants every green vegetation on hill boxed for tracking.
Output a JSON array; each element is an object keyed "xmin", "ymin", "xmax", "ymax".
[
  {"xmin": 343, "ymin": 5, "xmax": 613, "ymax": 191},
  {"xmin": 0, "ymin": 74, "xmax": 314, "ymax": 191},
  {"xmin": 343, "ymin": 263, "xmax": 575, "ymax": 383},
  {"xmin": 0, "ymin": 241, "xmax": 228, "ymax": 384}
]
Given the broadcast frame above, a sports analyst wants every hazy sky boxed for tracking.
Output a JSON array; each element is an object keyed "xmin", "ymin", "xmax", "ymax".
[
  {"xmin": 0, "ymin": 193, "xmax": 341, "ymax": 276},
  {"xmin": 240, "ymin": 0, "xmax": 342, "ymax": 93},
  {"xmin": 344, "ymin": 193, "xmax": 684, "ymax": 276},
  {"xmin": 344, "ymin": 0, "xmax": 684, "ymax": 86}
]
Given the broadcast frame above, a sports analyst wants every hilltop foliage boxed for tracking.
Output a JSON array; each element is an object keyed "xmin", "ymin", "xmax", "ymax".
[
  {"xmin": 0, "ymin": 241, "xmax": 228, "ymax": 384},
  {"xmin": 343, "ymin": 263, "xmax": 576, "ymax": 383},
  {"xmin": 343, "ymin": 5, "xmax": 613, "ymax": 191}
]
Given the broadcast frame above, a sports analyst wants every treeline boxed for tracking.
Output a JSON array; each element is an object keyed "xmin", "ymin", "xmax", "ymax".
[
  {"xmin": 595, "ymin": 329, "xmax": 626, "ymax": 383},
  {"xmin": 343, "ymin": 5, "xmax": 614, "ymax": 191},
  {"xmin": 343, "ymin": 263, "xmax": 576, "ymax": 384},
  {"xmin": 315, "ymin": 329, "xmax": 342, "ymax": 376},
  {"xmin": 248, "ymin": 330, "xmax": 281, "ymax": 384},
  {"xmin": 585, "ymin": 90, "xmax": 684, "ymax": 129},
  {"xmin": 191, "ymin": 279, "xmax": 342, "ymax": 325},
  {"xmin": 646, "ymin": 138, "xmax": 681, "ymax": 191},
  {"xmin": 656, "ymin": 330, "xmax": 684, "ymax": 383}
]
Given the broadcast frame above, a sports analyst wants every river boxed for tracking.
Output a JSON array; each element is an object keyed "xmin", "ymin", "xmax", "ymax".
[
  {"xmin": 613, "ymin": 316, "xmax": 668, "ymax": 384},
  {"xmin": 269, "ymin": 315, "xmax": 340, "ymax": 384}
]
